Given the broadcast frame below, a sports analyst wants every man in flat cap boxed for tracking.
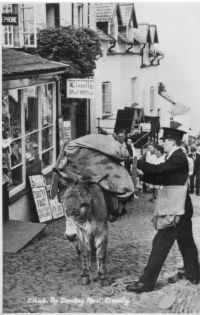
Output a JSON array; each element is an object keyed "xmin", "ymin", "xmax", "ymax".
[{"xmin": 126, "ymin": 127, "xmax": 199, "ymax": 293}]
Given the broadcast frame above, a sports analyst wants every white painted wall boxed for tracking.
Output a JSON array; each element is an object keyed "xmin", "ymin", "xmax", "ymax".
[
  {"xmin": 157, "ymin": 95, "xmax": 172, "ymax": 129},
  {"xmin": 94, "ymin": 48, "xmax": 161, "ymax": 133},
  {"xmin": 35, "ymin": 3, "xmax": 95, "ymax": 29}
]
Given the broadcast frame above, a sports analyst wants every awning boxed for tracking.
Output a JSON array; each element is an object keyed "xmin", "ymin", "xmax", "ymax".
[{"xmin": 2, "ymin": 48, "xmax": 69, "ymax": 79}]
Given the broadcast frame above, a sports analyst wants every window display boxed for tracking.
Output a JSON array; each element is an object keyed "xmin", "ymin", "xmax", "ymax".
[
  {"xmin": 25, "ymin": 132, "xmax": 39, "ymax": 162},
  {"xmin": 25, "ymin": 86, "xmax": 38, "ymax": 134},
  {"xmin": 1, "ymin": 83, "xmax": 56, "ymax": 196},
  {"xmin": 42, "ymin": 149, "xmax": 53, "ymax": 169},
  {"xmin": 41, "ymin": 84, "xmax": 53, "ymax": 126},
  {"xmin": 42, "ymin": 127, "xmax": 53, "ymax": 151}
]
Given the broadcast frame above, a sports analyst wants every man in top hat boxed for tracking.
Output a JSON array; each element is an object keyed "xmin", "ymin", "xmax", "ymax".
[{"xmin": 126, "ymin": 127, "xmax": 199, "ymax": 293}]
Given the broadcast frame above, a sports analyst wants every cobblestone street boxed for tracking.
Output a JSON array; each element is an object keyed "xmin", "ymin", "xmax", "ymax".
[{"xmin": 3, "ymin": 192, "xmax": 200, "ymax": 313}]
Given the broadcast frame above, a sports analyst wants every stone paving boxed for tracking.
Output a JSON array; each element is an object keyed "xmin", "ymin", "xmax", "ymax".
[{"xmin": 3, "ymin": 192, "xmax": 200, "ymax": 313}]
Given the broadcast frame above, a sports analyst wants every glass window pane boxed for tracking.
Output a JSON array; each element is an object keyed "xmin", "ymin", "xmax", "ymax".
[
  {"xmin": 23, "ymin": 8, "xmax": 30, "ymax": 20},
  {"xmin": 5, "ymin": 34, "xmax": 8, "ymax": 45},
  {"xmin": 41, "ymin": 84, "xmax": 53, "ymax": 126},
  {"xmin": 10, "ymin": 165, "xmax": 23, "ymax": 189},
  {"xmin": 23, "ymin": 34, "xmax": 29, "ymax": 45},
  {"xmin": 24, "ymin": 86, "xmax": 38, "ymax": 133},
  {"xmin": 9, "ymin": 33, "xmax": 12, "ymax": 45},
  {"xmin": 30, "ymin": 33, "xmax": 35, "ymax": 45},
  {"xmin": 9, "ymin": 90, "xmax": 21, "ymax": 139},
  {"xmin": 2, "ymin": 95, "xmax": 11, "ymax": 139},
  {"xmin": 29, "ymin": 23, "xmax": 34, "ymax": 33},
  {"xmin": 23, "ymin": 21, "xmax": 29, "ymax": 33},
  {"xmin": 42, "ymin": 149, "xmax": 53, "ymax": 169},
  {"xmin": 10, "ymin": 139, "xmax": 22, "ymax": 167},
  {"xmin": 28, "ymin": 8, "xmax": 34, "ymax": 20},
  {"xmin": 25, "ymin": 132, "xmax": 39, "ymax": 163},
  {"xmin": 42, "ymin": 127, "xmax": 53, "ymax": 150}
]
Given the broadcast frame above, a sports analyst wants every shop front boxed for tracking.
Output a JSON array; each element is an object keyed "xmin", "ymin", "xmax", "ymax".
[{"xmin": 2, "ymin": 48, "xmax": 68, "ymax": 221}]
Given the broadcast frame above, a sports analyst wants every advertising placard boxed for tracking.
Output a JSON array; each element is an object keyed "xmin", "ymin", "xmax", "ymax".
[
  {"xmin": 63, "ymin": 120, "xmax": 71, "ymax": 143},
  {"xmin": 67, "ymin": 79, "xmax": 94, "ymax": 99},
  {"xmin": 31, "ymin": 186, "xmax": 52, "ymax": 223}
]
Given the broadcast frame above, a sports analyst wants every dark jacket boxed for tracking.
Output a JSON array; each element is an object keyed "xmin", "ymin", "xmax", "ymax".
[
  {"xmin": 188, "ymin": 152, "xmax": 200, "ymax": 175},
  {"xmin": 137, "ymin": 148, "xmax": 193, "ymax": 217}
]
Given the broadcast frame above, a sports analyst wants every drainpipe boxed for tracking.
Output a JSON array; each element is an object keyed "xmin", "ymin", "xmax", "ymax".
[
  {"xmin": 140, "ymin": 44, "xmax": 146, "ymax": 68},
  {"xmin": 108, "ymin": 41, "xmax": 116, "ymax": 52}
]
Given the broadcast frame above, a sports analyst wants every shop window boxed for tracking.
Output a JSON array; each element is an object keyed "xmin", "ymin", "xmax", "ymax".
[
  {"xmin": 102, "ymin": 82, "xmax": 112, "ymax": 114},
  {"xmin": 2, "ymin": 83, "xmax": 56, "ymax": 197}
]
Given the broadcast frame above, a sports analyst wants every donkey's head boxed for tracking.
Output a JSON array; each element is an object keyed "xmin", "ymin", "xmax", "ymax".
[{"xmin": 63, "ymin": 175, "xmax": 108, "ymax": 242}]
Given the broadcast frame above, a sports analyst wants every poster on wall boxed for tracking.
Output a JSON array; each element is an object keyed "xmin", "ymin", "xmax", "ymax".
[
  {"xmin": 63, "ymin": 120, "xmax": 71, "ymax": 143},
  {"xmin": 49, "ymin": 196, "xmax": 64, "ymax": 220},
  {"xmin": 29, "ymin": 175, "xmax": 52, "ymax": 223},
  {"xmin": 29, "ymin": 175, "xmax": 64, "ymax": 222}
]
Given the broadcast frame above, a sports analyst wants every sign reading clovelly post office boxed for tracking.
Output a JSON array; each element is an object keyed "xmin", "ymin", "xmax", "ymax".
[
  {"xmin": 2, "ymin": 14, "xmax": 18, "ymax": 25},
  {"xmin": 67, "ymin": 79, "xmax": 94, "ymax": 99}
]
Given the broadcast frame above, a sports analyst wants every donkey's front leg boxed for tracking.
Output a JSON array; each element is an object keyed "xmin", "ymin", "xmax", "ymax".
[
  {"xmin": 78, "ymin": 240, "xmax": 91, "ymax": 285},
  {"xmin": 95, "ymin": 233, "xmax": 109, "ymax": 286}
]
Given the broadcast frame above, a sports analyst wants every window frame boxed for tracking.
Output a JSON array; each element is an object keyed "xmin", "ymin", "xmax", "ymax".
[
  {"xmin": 2, "ymin": 3, "xmax": 37, "ymax": 48},
  {"xmin": 6, "ymin": 82, "xmax": 56, "ymax": 198},
  {"xmin": 21, "ymin": 4, "xmax": 37, "ymax": 47},
  {"xmin": 102, "ymin": 81, "xmax": 112, "ymax": 115}
]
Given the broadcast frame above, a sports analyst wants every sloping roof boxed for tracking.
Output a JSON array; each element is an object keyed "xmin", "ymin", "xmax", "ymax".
[
  {"xmin": 2, "ymin": 48, "xmax": 68, "ymax": 79},
  {"xmin": 133, "ymin": 28, "xmax": 146, "ymax": 44},
  {"xmin": 96, "ymin": 3, "xmax": 117, "ymax": 22},
  {"xmin": 119, "ymin": 3, "xmax": 137, "ymax": 27},
  {"xmin": 96, "ymin": 27, "xmax": 116, "ymax": 42}
]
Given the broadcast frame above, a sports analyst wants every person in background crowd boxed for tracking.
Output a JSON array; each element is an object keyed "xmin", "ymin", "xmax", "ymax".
[
  {"xmin": 126, "ymin": 127, "xmax": 199, "ymax": 293},
  {"xmin": 149, "ymin": 144, "xmax": 165, "ymax": 202},
  {"xmin": 141, "ymin": 142, "xmax": 157, "ymax": 193},
  {"xmin": 181, "ymin": 143, "xmax": 194, "ymax": 188},
  {"xmin": 188, "ymin": 145, "xmax": 200, "ymax": 196},
  {"xmin": 126, "ymin": 137, "xmax": 140, "ymax": 198},
  {"xmin": 197, "ymin": 143, "xmax": 200, "ymax": 154}
]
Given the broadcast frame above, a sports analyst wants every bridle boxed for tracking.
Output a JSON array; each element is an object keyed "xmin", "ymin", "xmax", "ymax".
[{"xmin": 64, "ymin": 213, "xmax": 92, "ymax": 273}]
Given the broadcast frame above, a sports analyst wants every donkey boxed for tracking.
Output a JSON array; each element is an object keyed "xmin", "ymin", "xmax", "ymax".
[{"xmin": 59, "ymin": 173, "xmax": 109, "ymax": 286}]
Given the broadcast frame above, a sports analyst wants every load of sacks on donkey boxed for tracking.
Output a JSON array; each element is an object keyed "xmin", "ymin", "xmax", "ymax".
[{"xmin": 50, "ymin": 134, "xmax": 135, "ymax": 222}]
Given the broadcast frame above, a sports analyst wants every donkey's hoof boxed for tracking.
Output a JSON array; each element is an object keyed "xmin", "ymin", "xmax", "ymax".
[{"xmin": 81, "ymin": 275, "xmax": 90, "ymax": 285}]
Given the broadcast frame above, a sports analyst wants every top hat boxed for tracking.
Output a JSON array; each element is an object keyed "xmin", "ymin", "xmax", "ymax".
[{"xmin": 160, "ymin": 127, "xmax": 186, "ymax": 141}]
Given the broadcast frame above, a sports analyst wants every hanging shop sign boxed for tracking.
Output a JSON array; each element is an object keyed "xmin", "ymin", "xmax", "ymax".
[
  {"xmin": 66, "ymin": 79, "xmax": 94, "ymax": 99},
  {"xmin": 2, "ymin": 13, "xmax": 18, "ymax": 25}
]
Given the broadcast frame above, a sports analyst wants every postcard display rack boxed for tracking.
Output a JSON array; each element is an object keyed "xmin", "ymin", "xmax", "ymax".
[{"xmin": 29, "ymin": 175, "xmax": 64, "ymax": 223}]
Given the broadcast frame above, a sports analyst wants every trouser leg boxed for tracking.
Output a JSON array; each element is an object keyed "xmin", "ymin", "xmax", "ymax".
[
  {"xmin": 195, "ymin": 174, "xmax": 200, "ymax": 195},
  {"xmin": 190, "ymin": 174, "xmax": 194, "ymax": 192},
  {"xmin": 177, "ymin": 218, "xmax": 199, "ymax": 282},
  {"xmin": 140, "ymin": 226, "xmax": 178, "ymax": 288}
]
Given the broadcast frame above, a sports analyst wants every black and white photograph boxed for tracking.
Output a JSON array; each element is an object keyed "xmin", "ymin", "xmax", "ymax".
[{"xmin": 1, "ymin": 1, "xmax": 200, "ymax": 313}]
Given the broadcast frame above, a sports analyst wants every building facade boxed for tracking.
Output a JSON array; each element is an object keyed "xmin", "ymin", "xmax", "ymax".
[{"xmin": 93, "ymin": 3, "xmax": 164, "ymax": 135}]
